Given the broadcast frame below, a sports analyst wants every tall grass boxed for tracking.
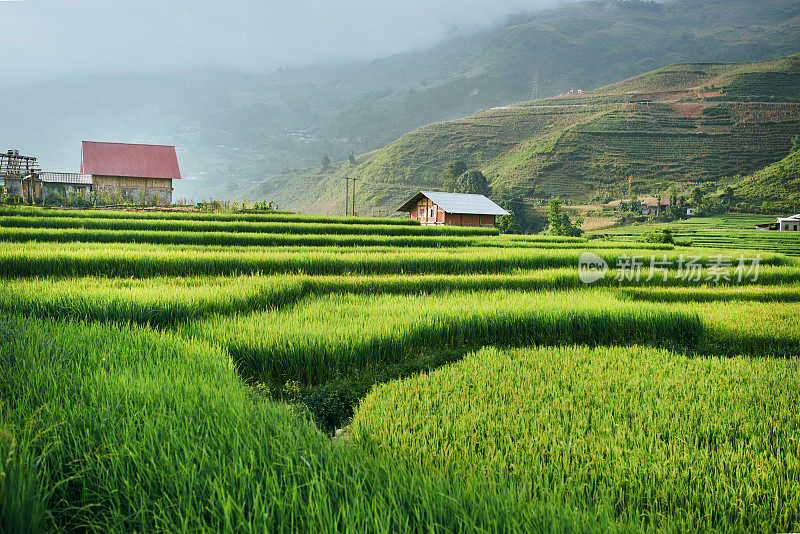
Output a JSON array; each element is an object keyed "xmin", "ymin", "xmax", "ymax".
[
  {"xmin": 186, "ymin": 291, "xmax": 704, "ymax": 385},
  {"xmin": 0, "ymin": 226, "xmax": 495, "ymax": 248},
  {"xmin": 5, "ymin": 273, "xmax": 800, "ymax": 328},
  {"xmin": 352, "ymin": 345, "xmax": 800, "ymax": 533},
  {"xmin": 0, "ymin": 206, "xmax": 419, "ymax": 225},
  {"xmin": 2, "ymin": 227, "xmax": 677, "ymax": 250},
  {"xmin": 3, "ymin": 242, "xmax": 783, "ymax": 278},
  {"xmin": 5, "ymin": 200, "xmax": 800, "ymax": 532},
  {"xmin": 0, "ymin": 316, "xmax": 615, "ymax": 533},
  {"xmin": 0, "ymin": 215, "xmax": 497, "ymax": 236},
  {"xmin": 0, "ymin": 408, "xmax": 55, "ymax": 534},
  {"xmin": 691, "ymin": 300, "xmax": 800, "ymax": 356},
  {"xmin": 617, "ymin": 284, "xmax": 800, "ymax": 302},
  {"xmin": 0, "ymin": 276, "xmax": 305, "ymax": 327}
]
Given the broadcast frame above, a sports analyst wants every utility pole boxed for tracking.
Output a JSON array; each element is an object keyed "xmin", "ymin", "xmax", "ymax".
[
  {"xmin": 351, "ymin": 177, "xmax": 357, "ymax": 217},
  {"xmin": 344, "ymin": 176, "xmax": 349, "ymax": 216}
]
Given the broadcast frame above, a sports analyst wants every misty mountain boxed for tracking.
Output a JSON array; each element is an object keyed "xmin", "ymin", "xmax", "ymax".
[
  {"xmin": 246, "ymin": 54, "xmax": 800, "ymax": 215},
  {"xmin": 3, "ymin": 0, "xmax": 800, "ymax": 202}
]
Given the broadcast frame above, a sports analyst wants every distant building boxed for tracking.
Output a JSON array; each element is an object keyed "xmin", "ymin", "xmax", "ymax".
[
  {"xmin": 1, "ymin": 149, "xmax": 40, "ymax": 203},
  {"xmin": 640, "ymin": 198, "xmax": 670, "ymax": 216},
  {"xmin": 777, "ymin": 213, "xmax": 800, "ymax": 231},
  {"xmin": 81, "ymin": 141, "xmax": 181, "ymax": 205},
  {"xmin": 628, "ymin": 94, "xmax": 655, "ymax": 104},
  {"xmin": 686, "ymin": 207, "xmax": 697, "ymax": 216},
  {"xmin": 39, "ymin": 172, "xmax": 93, "ymax": 198},
  {"xmin": 755, "ymin": 222, "xmax": 778, "ymax": 231},
  {"xmin": 2, "ymin": 142, "xmax": 180, "ymax": 206},
  {"xmin": 397, "ymin": 191, "xmax": 509, "ymax": 227}
]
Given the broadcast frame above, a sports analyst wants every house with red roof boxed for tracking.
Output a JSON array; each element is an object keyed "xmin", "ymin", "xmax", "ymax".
[
  {"xmin": 81, "ymin": 141, "xmax": 181, "ymax": 205},
  {"xmin": 640, "ymin": 197, "xmax": 670, "ymax": 216}
]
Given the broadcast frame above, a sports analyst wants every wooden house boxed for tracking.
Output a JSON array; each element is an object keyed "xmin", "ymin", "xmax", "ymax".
[
  {"xmin": 397, "ymin": 191, "xmax": 509, "ymax": 227},
  {"xmin": 39, "ymin": 172, "xmax": 93, "ymax": 199},
  {"xmin": 81, "ymin": 141, "xmax": 180, "ymax": 205}
]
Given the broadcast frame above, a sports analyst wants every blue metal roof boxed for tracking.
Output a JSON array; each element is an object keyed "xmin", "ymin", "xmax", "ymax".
[{"xmin": 397, "ymin": 191, "xmax": 509, "ymax": 216}]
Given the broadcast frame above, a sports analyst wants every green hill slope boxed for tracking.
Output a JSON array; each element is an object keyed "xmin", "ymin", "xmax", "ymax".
[
  {"xmin": 248, "ymin": 54, "xmax": 800, "ymax": 214},
  {"xmin": 731, "ymin": 145, "xmax": 800, "ymax": 213},
  {"xmin": 4, "ymin": 0, "xmax": 800, "ymax": 200}
]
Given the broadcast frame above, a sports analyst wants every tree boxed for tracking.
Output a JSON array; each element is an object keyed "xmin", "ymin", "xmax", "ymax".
[
  {"xmin": 548, "ymin": 197, "xmax": 563, "ymax": 232},
  {"xmin": 690, "ymin": 186, "xmax": 703, "ymax": 207},
  {"xmin": 724, "ymin": 186, "xmax": 734, "ymax": 208},
  {"xmin": 548, "ymin": 197, "xmax": 582, "ymax": 236},
  {"xmin": 348, "ymin": 152, "xmax": 356, "ymax": 165},
  {"xmin": 629, "ymin": 186, "xmax": 640, "ymax": 215},
  {"xmin": 444, "ymin": 160, "xmax": 467, "ymax": 178},
  {"xmin": 492, "ymin": 182, "xmax": 546, "ymax": 234},
  {"xmin": 667, "ymin": 184, "xmax": 680, "ymax": 219},
  {"xmin": 321, "ymin": 153, "xmax": 331, "ymax": 172},
  {"xmin": 456, "ymin": 170, "xmax": 489, "ymax": 196},
  {"xmin": 441, "ymin": 160, "xmax": 467, "ymax": 192}
]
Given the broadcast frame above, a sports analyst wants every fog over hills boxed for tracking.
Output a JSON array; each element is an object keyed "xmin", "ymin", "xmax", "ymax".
[{"xmin": 3, "ymin": 0, "xmax": 800, "ymax": 202}]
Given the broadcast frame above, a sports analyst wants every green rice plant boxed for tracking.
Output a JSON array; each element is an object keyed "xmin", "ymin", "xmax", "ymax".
[
  {"xmin": 593, "ymin": 216, "xmax": 800, "ymax": 255},
  {"xmin": 2, "ymin": 241, "xmax": 783, "ymax": 278},
  {"xmin": 5, "ymin": 270, "xmax": 800, "ymax": 328},
  {"xmin": 0, "ymin": 316, "xmax": 615, "ymax": 533},
  {"xmin": 186, "ymin": 291, "xmax": 704, "ymax": 385},
  {"xmin": 0, "ymin": 409, "xmax": 56, "ymax": 534},
  {"xmin": 0, "ymin": 226, "xmax": 677, "ymax": 250},
  {"xmin": 352, "ymin": 345, "xmax": 800, "ymax": 533},
  {"xmin": 0, "ymin": 205, "xmax": 419, "ymax": 226},
  {"xmin": 691, "ymin": 300, "xmax": 800, "ymax": 356},
  {"xmin": 0, "ymin": 215, "xmax": 497, "ymax": 237},
  {"xmin": 0, "ymin": 226, "xmax": 492, "ymax": 248},
  {"xmin": 0, "ymin": 276, "xmax": 306, "ymax": 327},
  {"xmin": 616, "ymin": 284, "xmax": 800, "ymax": 302}
]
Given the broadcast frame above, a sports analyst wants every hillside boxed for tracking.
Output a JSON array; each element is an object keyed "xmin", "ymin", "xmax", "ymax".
[
  {"xmin": 248, "ymin": 54, "xmax": 800, "ymax": 214},
  {"xmin": 730, "ymin": 144, "xmax": 800, "ymax": 213},
  {"xmin": 4, "ymin": 0, "xmax": 800, "ymax": 200}
]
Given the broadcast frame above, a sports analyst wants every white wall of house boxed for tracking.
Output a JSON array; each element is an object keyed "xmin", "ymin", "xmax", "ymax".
[{"xmin": 778, "ymin": 218, "xmax": 800, "ymax": 231}]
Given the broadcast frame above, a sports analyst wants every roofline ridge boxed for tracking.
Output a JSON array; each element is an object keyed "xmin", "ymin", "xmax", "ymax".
[{"xmin": 81, "ymin": 140, "xmax": 176, "ymax": 149}]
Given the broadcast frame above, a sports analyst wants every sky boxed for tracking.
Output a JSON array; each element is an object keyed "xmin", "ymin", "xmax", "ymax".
[{"xmin": 2, "ymin": 0, "xmax": 567, "ymax": 87}]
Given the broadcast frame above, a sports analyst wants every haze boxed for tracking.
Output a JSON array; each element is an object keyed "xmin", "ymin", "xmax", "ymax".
[{"xmin": 3, "ymin": 0, "xmax": 568, "ymax": 87}]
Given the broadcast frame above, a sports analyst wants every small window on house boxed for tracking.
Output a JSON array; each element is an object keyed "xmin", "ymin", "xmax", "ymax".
[
  {"xmin": 429, "ymin": 207, "xmax": 435, "ymax": 218},
  {"xmin": 418, "ymin": 206, "xmax": 425, "ymax": 218}
]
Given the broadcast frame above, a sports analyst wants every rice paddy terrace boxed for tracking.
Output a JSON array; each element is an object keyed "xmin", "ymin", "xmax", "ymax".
[
  {"xmin": 592, "ymin": 214, "xmax": 800, "ymax": 255},
  {"xmin": 2, "ymin": 206, "xmax": 800, "ymax": 532}
]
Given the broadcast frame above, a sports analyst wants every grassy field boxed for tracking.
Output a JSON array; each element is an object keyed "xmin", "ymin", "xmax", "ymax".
[
  {"xmin": 591, "ymin": 214, "xmax": 800, "ymax": 255},
  {"xmin": 2, "ymin": 206, "xmax": 800, "ymax": 532},
  {"xmin": 353, "ymin": 345, "xmax": 800, "ymax": 533},
  {"xmin": 731, "ymin": 148, "xmax": 800, "ymax": 214}
]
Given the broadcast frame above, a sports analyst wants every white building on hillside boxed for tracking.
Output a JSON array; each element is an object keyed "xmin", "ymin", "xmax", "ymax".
[{"xmin": 777, "ymin": 213, "xmax": 800, "ymax": 231}]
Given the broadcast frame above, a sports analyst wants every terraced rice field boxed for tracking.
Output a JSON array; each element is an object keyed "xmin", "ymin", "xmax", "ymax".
[
  {"xmin": 592, "ymin": 214, "xmax": 800, "ymax": 255},
  {"xmin": 2, "ymin": 207, "xmax": 799, "ymax": 533}
]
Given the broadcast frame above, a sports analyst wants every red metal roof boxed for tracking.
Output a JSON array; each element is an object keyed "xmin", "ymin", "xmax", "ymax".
[{"xmin": 81, "ymin": 141, "xmax": 181, "ymax": 180}]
